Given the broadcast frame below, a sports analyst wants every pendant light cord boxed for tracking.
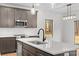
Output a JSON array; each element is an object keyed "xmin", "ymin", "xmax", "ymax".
[
  {"xmin": 67, "ymin": 4, "xmax": 72, "ymax": 20},
  {"xmin": 67, "ymin": 4, "xmax": 68, "ymax": 18},
  {"xmin": 70, "ymin": 4, "xmax": 71, "ymax": 20}
]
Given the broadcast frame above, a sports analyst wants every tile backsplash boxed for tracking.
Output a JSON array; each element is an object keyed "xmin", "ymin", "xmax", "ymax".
[{"xmin": 0, "ymin": 28, "xmax": 38, "ymax": 36}]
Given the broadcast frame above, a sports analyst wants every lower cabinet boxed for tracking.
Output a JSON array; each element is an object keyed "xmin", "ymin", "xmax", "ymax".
[
  {"xmin": 69, "ymin": 50, "xmax": 76, "ymax": 56},
  {"xmin": 0, "ymin": 37, "xmax": 16, "ymax": 54},
  {"xmin": 17, "ymin": 41, "xmax": 76, "ymax": 56},
  {"xmin": 22, "ymin": 43, "xmax": 53, "ymax": 56},
  {"xmin": 63, "ymin": 51, "xmax": 76, "ymax": 56}
]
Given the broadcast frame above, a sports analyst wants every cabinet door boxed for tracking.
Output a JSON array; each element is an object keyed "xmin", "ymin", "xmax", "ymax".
[
  {"xmin": 22, "ymin": 49, "xmax": 34, "ymax": 56},
  {"xmin": 1, "ymin": 38, "xmax": 10, "ymax": 53},
  {"xmin": 26, "ymin": 11, "xmax": 37, "ymax": 28},
  {"xmin": 14, "ymin": 8, "xmax": 22, "ymax": 20},
  {"xmin": 0, "ymin": 37, "xmax": 16, "ymax": 54},
  {"xmin": 0, "ymin": 6, "xmax": 15, "ymax": 28},
  {"xmin": 14, "ymin": 8, "xmax": 27, "ymax": 20},
  {"xmin": 0, "ymin": 6, "xmax": 8, "ymax": 27},
  {"xmin": 21, "ymin": 10, "xmax": 27, "ymax": 20},
  {"xmin": 7, "ymin": 8, "xmax": 15, "ymax": 27},
  {"xmin": 69, "ymin": 50, "xmax": 76, "ymax": 56},
  {"xmin": 22, "ymin": 43, "xmax": 37, "ymax": 55},
  {"xmin": 9, "ymin": 37, "xmax": 16, "ymax": 51}
]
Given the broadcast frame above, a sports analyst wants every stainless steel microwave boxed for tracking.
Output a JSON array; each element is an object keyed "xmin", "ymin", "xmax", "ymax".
[{"xmin": 16, "ymin": 20, "xmax": 27, "ymax": 27}]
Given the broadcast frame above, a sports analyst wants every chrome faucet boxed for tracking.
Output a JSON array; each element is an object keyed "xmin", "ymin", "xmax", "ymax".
[{"xmin": 37, "ymin": 28, "xmax": 46, "ymax": 42}]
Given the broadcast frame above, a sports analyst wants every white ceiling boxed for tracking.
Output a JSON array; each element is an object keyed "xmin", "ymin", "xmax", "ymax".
[{"xmin": 0, "ymin": 3, "xmax": 79, "ymax": 15}]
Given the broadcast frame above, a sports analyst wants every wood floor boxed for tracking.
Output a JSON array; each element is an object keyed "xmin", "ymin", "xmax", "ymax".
[{"xmin": 0, "ymin": 53, "xmax": 16, "ymax": 56}]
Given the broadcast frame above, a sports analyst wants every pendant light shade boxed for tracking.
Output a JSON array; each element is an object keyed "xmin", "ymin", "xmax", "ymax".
[{"xmin": 31, "ymin": 4, "xmax": 35, "ymax": 15}]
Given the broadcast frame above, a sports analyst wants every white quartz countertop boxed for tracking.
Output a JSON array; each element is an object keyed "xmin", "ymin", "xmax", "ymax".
[
  {"xmin": 17, "ymin": 38, "xmax": 79, "ymax": 55},
  {"xmin": 0, "ymin": 34, "xmax": 37, "ymax": 38}
]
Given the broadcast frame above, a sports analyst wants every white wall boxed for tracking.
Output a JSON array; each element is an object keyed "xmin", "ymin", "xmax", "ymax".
[
  {"xmin": 62, "ymin": 20, "xmax": 74, "ymax": 44},
  {"xmin": 37, "ymin": 8, "xmax": 63, "ymax": 42}
]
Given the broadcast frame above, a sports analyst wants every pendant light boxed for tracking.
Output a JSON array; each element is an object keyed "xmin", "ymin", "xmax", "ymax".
[
  {"xmin": 31, "ymin": 4, "xmax": 35, "ymax": 15},
  {"xmin": 63, "ymin": 4, "xmax": 76, "ymax": 20}
]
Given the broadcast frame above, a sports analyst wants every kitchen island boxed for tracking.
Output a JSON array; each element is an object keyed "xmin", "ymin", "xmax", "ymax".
[{"xmin": 16, "ymin": 38, "xmax": 79, "ymax": 56}]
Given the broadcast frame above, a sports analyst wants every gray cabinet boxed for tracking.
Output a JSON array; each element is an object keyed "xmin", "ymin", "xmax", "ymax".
[
  {"xmin": 64, "ymin": 51, "xmax": 76, "ymax": 56},
  {"xmin": 14, "ymin": 8, "xmax": 27, "ymax": 20},
  {"xmin": 22, "ymin": 42, "xmax": 53, "ymax": 56},
  {"xmin": 0, "ymin": 37, "xmax": 16, "ymax": 54},
  {"xmin": 17, "ymin": 41, "xmax": 52, "ymax": 56},
  {"xmin": 15, "ymin": 8, "xmax": 37, "ymax": 28},
  {"xmin": 7, "ymin": 8, "xmax": 15, "ymax": 27},
  {"xmin": 0, "ymin": 6, "xmax": 8, "ymax": 27},
  {"xmin": 0, "ymin": 6, "xmax": 37, "ymax": 28},
  {"xmin": 0, "ymin": 6, "xmax": 15, "ymax": 28},
  {"xmin": 69, "ymin": 50, "xmax": 76, "ymax": 56},
  {"xmin": 26, "ymin": 11, "xmax": 37, "ymax": 28}
]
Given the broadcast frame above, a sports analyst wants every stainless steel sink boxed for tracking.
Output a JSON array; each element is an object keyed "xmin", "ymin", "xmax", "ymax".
[{"xmin": 28, "ymin": 41, "xmax": 47, "ymax": 45}]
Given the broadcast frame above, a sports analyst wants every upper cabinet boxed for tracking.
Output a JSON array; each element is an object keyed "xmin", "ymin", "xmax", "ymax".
[
  {"xmin": 0, "ymin": 6, "xmax": 37, "ymax": 28},
  {"xmin": 26, "ymin": 11, "xmax": 37, "ymax": 28},
  {"xmin": 7, "ymin": 7, "xmax": 15, "ymax": 27},
  {"xmin": 15, "ymin": 8, "xmax": 37, "ymax": 28},
  {"xmin": 0, "ymin": 6, "xmax": 15, "ymax": 28},
  {"xmin": 14, "ymin": 8, "xmax": 27, "ymax": 20}
]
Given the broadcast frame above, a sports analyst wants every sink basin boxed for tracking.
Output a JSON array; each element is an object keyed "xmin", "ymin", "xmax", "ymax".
[{"xmin": 28, "ymin": 41, "xmax": 47, "ymax": 45}]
